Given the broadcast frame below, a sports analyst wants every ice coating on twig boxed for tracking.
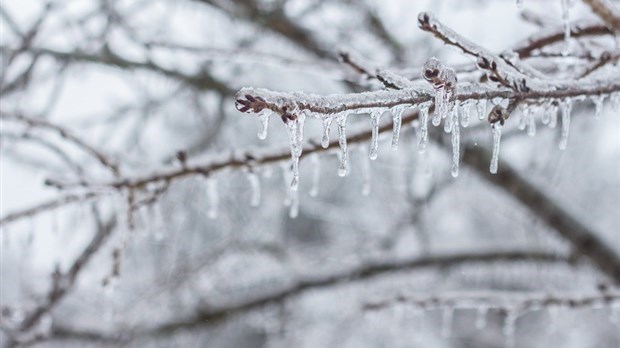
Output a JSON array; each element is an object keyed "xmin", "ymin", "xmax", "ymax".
[{"xmin": 423, "ymin": 58, "xmax": 457, "ymax": 130}]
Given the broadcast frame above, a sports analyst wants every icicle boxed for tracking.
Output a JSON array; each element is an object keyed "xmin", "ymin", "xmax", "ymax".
[
  {"xmin": 206, "ymin": 176, "xmax": 218, "ymax": 219},
  {"xmin": 611, "ymin": 93, "xmax": 620, "ymax": 111},
  {"xmin": 418, "ymin": 103, "xmax": 430, "ymax": 154},
  {"xmin": 518, "ymin": 106, "xmax": 527, "ymax": 130},
  {"xmin": 461, "ymin": 101, "xmax": 470, "ymax": 127},
  {"xmin": 548, "ymin": 102, "xmax": 559, "ymax": 128},
  {"xmin": 490, "ymin": 123, "xmax": 503, "ymax": 174},
  {"xmin": 477, "ymin": 99, "xmax": 487, "ymax": 120},
  {"xmin": 247, "ymin": 171, "xmax": 261, "ymax": 207},
  {"xmin": 526, "ymin": 107, "xmax": 537, "ymax": 137},
  {"xmin": 360, "ymin": 147, "xmax": 371, "ymax": 196},
  {"xmin": 441, "ymin": 307, "xmax": 454, "ymax": 338},
  {"xmin": 285, "ymin": 113, "xmax": 306, "ymax": 190},
  {"xmin": 444, "ymin": 106, "xmax": 453, "ymax": 133},
  {"xmin": 432, "ymin": 102, "xmax": 443, "ymax": 127},
  {"xmin": 503, "ymin": 311, "xmax": 518, "ymax": 348},
  {"xmin": 257, "ymin": 111, "xmax": 270, "ymax": 140},
  {"xmin": 592, "ymin": 95, "xmax": 605, "ymax": 119},
  {"xmin": 610, "ymin": 303, "xmax": 620, "ymax": 324},
  {"xmin": 475, "ymin": 306, "xmax": 489, "ymax": 329},
  {"xmin": 321, "ymin": 116, "xmax": 333, "ymax": 148},
  {"xmin": 561, "ymin": 0, "xmax": 571, "ymax": 56},
  {"xmin": 369, "ymin": 110, "xmax": 381, "ymax": 160},
  {"xmin": 289, "ymin": 188, "xmax": 299, "ymax": 218},
  {"xmin": 450, "ymin": 104, "xmax": 460, "ymax": 178},
  {"xmin": 309, "ymin": 154, "xmax": 320, "ymax": 197},
  {"xmin": 391, "ymin": 106, "xmax": 405, "ymax": 150},
  {"xmin": 559, "ymin": 98, "xmax": 573, "ymax": 150},
  {"xmin": 281, "ymin": 163, "xmax": 292, "ymax": 206},
  {"xmin": 337, "ymin": 114, "xmax": 348, "ymax": 177}
]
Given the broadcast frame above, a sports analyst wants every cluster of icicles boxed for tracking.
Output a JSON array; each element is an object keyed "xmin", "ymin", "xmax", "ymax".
[{"xmin": 204, "ymin": 92, "xmax": 620, "ymax": 219}]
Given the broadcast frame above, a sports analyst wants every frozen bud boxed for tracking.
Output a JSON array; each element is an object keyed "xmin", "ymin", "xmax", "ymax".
[{"xmin": 423, "ymin": 57, "xmax": 443, "ymax": 84}]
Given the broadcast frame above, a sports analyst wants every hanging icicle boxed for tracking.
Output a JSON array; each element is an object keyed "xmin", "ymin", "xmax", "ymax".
[
  {"xmin": 257, "ymin": 110, "xmax": 270, "ymax": 140},
  {"xmin": 592, "ymin": 95, "xmax": 605, "ymax": 119},
  {"xmin": 490, "ymin": 123, "xmax": 503, "ymax": 174},
  {"xmin": 360, "ymin": 147, "xmax": 372, "ymax": 196},
  {"xmin": 246, "ymin": 170, "xmax": 261, "ymax": 207},
  {"xmin": 309, "ymin": 153, "xmax": 320, "ymax": 197},
  {"xmin": 503, "ymin": 310, "xmax": 518, "ymax": 348},
  {"xmin": 206, "ymin": 176, "xmax": 219, "ymax": 219},
  {"xmin": 526, "ymin": 107, "xmax": 536, "ymax": 137},
  {"xmin": 391, "ymin": 106, "xmax": 405, "ymax": 150},
  {"xmin": 284, "ymin": 112, "xmax": 306, "ymax": 190},
  {"xmin": 369, "ymin": 110, "xmax": 381, "ymax": 160},
  {"xmin": 337, "ymin": 114, "xmax": 348, "ymax": 177},
  {"xmin": 461, "ymin": 101, "xmax": 471, "ymax": 128},
  {"xmin": 450, "ymin": 103, "xmax": 460, "ymax": 178},
  {"xmin": 441, "ymin": 307, "xmax": 454, "ymax": 338},
  {"xmin": 559, "ymin": 98, "xmax": 573, "ymax": 150},
  {"xmin": 477, "ymin": 99, "xmax": 487, "ymax": 120},
  {"xmin": 561, "ymin": 0, "xmax": 572, "ymax": 56},
  {"xmin": 321, "ymin": 116, "xmax": 333, "ymax": 148},
  {"xmin": 418, "ymin": 103, "xmax": 431, "ymax": 154},
  {"xmin": 475, "ymin": 306, "xmax": 489, "ymax": 330}
]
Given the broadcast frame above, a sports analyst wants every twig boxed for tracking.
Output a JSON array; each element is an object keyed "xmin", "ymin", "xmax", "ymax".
[{"xmin": 582, "ymin": 0, "xmax": 620, "ymax": 31}]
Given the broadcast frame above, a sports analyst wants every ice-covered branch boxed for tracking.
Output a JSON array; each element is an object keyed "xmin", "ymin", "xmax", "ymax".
[
  {"xmin": 582, "ymin": 0, "xmax": 620, "ymax": 31},
  {"xmin": 459, "ymin": 143, "xmax": 620, "ymax": 284},
  {"xmin": 4, "ymin": 211, "xmax": 116, "ymax": 348},
  {"xmin": 41, "ymin": 251, "xmax": 569, "ymax": 343},
  {"xmin": 364, "ymin": 290, "xmax": 620, "ymax": 312},
  {"xmin": 0, "ymin": 193, "xmax": 102, "ymax": 227},
  {"xmin": 1, "ymin": 112, "xmax": 121, "ymax": 176}
]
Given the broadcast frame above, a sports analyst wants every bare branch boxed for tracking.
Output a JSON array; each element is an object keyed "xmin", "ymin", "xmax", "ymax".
[
  {"xmin": 582, "ymin": 0, "xmax": 620, "ymax": 31},
  {"xmin": 0, "ymin": 193, "xmax": 102, "ymax": 227}
]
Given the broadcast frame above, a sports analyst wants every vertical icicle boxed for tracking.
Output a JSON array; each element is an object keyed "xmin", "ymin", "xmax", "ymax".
[
  {"xmin": 247, "ymin": 171, "xmax": 261, "ymax": 207},
  {"xmin": 450, "ymin": 104, "xmax": 460, "ymax": 178},
  {"xmin": 321, "ymin": 116, "xmax": 333, "ymax": 148},
  {"xmin": 281, "ymin": 163, "xmax": 291, "ymax": 207},
  {"xmin": 592, "ymin": 95, "xmax": 605, "ymax": 119},
  {"xmin": 285, "ymin": 113, "xmax": 306, "ymax": 190},
  {"xmin": 441, "ymin": 307, "xmax": 454, "ymax": 338},
  {"xmin": 461, "ymin": 101, "xmax": 471, "ymax": 127},
  {"xmin": 289, "ymin": 188, "xmax": 299, "ymax": 218},
  {"xmin": 391, "ymin": 106, "xmax": 405, "ymax": 150},
  {"xmin": 206, "ymin": 176, "xmax": 218, "ymax": 219},
  {"xmin": 337, "ymin": 114, "xmax": 348, "ymax": 177},
  {"xmin": 418, "ymin": 103, "xmax": 430, "ymax": 153},
  {"xmin": 444, "ymin": 106, "xmax": 453, "ymax": 133},
  {"xmin": 527, "ymin": 108, "xmax": 537, "ymax": 137},
  {"xmin": 503, "ymin": 311, "xmax": 518, "ymax": 348},
  {"xmin": 477, "ymin": 99, "xmax": 487, "ymax": 120},
  {"xmin": 309, "ymin": 153, "xmax": 320, "ymax": 197},
  {"xmin": 611, "ymin": 93, "xmax": 620, "ymax": 111},
  {"xmin": 518, "ymin": 106, "xmax": 527, "ymax": 130},
  {"xmin": 559, "ymin": 98, "xmax": 573, "ymax": 150},
  {"xmin": 432, "ymin": 87, "xmax": 446, "ymax": 127},
  {"xmin": 360, "ymin": 147, "xmax": 372, "ymax": 196},
  {"xmin": 547, "ymin": 102, "xmax": 559, "ymax": 128},
  {"xmin": 490, "ymin": 124, "xmax": 503, "ymax": 174},
  {"xmin": 561, "ymin": 0, "xmax": 571, "ymax": 56},
  {"xmin": 257, "ymin": 111, "xmax": 270, "ymax": 140},
  {"xmin": 475, "ymin": 306, "xmax": 489, "ymax": 329},
  {"xmin": 369, "ymin": 110, "xmax": 381, "ymax": 160}
]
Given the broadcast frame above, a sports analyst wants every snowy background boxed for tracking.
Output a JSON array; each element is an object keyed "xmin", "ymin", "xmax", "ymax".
[{"xmin": 1, "ymin": 0, "xmax": 620, "ymax": 347}]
